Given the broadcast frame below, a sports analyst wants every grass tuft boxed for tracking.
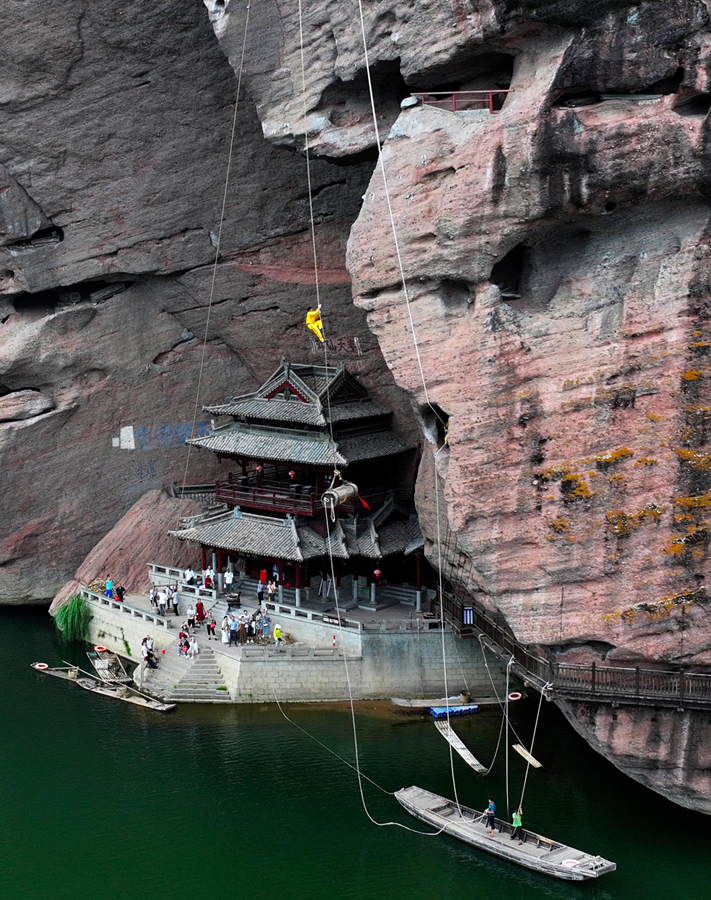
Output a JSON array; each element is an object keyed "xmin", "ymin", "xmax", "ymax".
[{"xmin": 54, "ymin": 594, "xmax": 91, "ymax": 642}]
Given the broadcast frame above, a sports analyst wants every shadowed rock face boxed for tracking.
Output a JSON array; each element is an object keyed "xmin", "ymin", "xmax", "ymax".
[
  {"xmin": 209, "ymin": 0, "xmax": 711, "ymax": 809},
  {"xmin": 0, "ymin": 0, "xmax": 412, "ymax": 604}
]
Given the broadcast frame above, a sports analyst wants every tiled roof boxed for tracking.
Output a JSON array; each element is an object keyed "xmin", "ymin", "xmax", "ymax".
[
  {"xmin": 378, "ymin": 517, "xmax": 423, "ymax": 557},
  {"xmin": 328, "ymin": 400, "xmax": 391, "ymax": 423},
  {"xmin": 169, "ymin": 511, "xmax": 330, "ymax": 562},
  {"xmin": 206, "ymin": 398, "xmax": 326, "ymax": 426},
  {"xmin": 338, "ymin": 431, "xmax": 413, "ymax": 463},
  {"xmin": 188, "ymin": 423, "xmax": 411, "ymax": 466},
  {"xmin": 187, "ymin": 425, "xmax": 345, "ymax": 467}
]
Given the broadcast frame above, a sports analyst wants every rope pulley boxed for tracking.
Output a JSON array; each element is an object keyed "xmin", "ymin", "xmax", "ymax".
[{"xmin": 322, "ymin": 481, "xmax": 359, "ymax": 521}]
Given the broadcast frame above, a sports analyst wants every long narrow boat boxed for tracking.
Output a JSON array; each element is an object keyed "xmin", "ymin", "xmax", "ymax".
[
  {"xmin": 31, "ymin": 663, "xmax": 175, "ymax": 712},
  {"xmin": 395, "ymin": 786, "xmax": 616, "ymax": 882},
  {"xmin": 86, "ymin": 646, "xmax": 132, "ymax": 684},
  {"xmin": 391, "ymin": 693, "xmax": 474, "ymax": 709}
]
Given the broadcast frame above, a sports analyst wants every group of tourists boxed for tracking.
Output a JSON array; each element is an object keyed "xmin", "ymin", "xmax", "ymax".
[
  {"xmin": 485, "ymin": 798, "xmax": 524, "ymax": 844},
  {"xmin": 149, "ymin": 584, "xmax": 181, "ymax": 617},
  {"xmin": 141, "ymin": 635, "xmax": 159, "ymax": 669},
  {"xmin": 219, "ymin": 610, "xmax": 280, "ymax": 649}
]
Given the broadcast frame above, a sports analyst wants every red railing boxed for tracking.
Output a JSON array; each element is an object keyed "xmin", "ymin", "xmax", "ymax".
[
  {"xmin": 215, "ymin": 481, "xmax": 317, "ymax": 515},
  {"xmin": 411, "ymin": 90, "xmax": 512, "ymax": 114}
]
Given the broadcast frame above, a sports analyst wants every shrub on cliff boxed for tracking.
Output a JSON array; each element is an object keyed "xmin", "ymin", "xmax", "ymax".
[{"xmin": 54, "ymin": 594, "xmax": 91, "ymax": 642}]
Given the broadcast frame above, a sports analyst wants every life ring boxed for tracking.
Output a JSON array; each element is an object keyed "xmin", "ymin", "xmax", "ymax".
[
  {"xmin": 508, "ymin": 691, "xmax": 522, "ymax": 701},
  {"xmin": 34, "ymin": 662, "xmax": 49, "ymax": 670},
  {"xmin": 94, "ymin": 645, "xmax": 107, "ymax": 653},
  {"xmin": 561, "ymin": 859, "xmax": 579, "ymax": 868}
]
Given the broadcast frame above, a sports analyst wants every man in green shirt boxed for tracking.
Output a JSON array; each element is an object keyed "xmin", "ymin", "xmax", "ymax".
[{"xmin": 510, "ymin": 807, "xmax": 523, "ymax": 844}]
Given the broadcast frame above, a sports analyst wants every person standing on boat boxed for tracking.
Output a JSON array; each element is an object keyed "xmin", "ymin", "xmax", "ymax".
[
  {"xmin": 486, "ymin": 798, "xmax": 496, "ymax": 836},
  {"xmin": 510, "ymin": 807, "xmax": 523, "ymax": 844}
]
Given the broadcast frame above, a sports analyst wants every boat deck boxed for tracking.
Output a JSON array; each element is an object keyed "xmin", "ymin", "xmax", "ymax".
[{"xmin": 395, "ymin": 786, "xmax": 615, "ymax": 881}]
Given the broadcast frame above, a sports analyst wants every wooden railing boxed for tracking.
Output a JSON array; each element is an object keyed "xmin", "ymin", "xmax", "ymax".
[
  {"xmin": 215, "ymin": 481, "xmax": 318, "ymax": 515},
  {"xmin": 411, "ymin": 90, "xmax": 512, "ymax": 114},
  {"xmin": 441, "ymin": 591, "xmax": 711, "ymax": 711}
]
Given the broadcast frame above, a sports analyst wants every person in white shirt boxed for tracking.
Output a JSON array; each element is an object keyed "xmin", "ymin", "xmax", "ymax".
[
  {"xmin": 224, "ymin": 568, "xmax": 234, "ymax": 591},
  {"xmin": 158, "ymin": 591, "xmax": 167, "ymax": 616},
  {"xmin": 184, "ymin": 567, "xmax": 196, "ymax": 585},
  {"xmin": 188, "ymin": 637, "xmax": 199, "ymax": 659},
  {"xmin": 204, "ymin": 566, "xmax": 215, "ymax": 582}
]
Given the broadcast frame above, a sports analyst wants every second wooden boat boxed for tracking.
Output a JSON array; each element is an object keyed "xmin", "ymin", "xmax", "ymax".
[
  {"xmin": 395, "ymin": 786, "xmax": 616, "ymax": 882},
  {"xmin": 87, "ymin": 645, "xmax": 132, "ymax": 684},
  {"xmin": 31, "ymin": 663, "xmax": 175, "ymax": 712}
]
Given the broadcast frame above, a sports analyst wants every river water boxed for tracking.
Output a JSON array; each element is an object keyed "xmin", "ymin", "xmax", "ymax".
[{"xmin": 2, "ymin": 607, "xmax": 708, "ymax": 900}]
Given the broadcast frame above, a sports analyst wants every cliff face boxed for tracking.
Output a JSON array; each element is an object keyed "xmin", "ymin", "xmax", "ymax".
[
  {"xmin": 4, "ymin": 0, "xmax": 711, "ymax": 810},
  {"xmin": 0, "ymin": 0, "xmax": 410, "ymax": 604},
  {"xmin": 208, "ymin": 0, "xmax": 711, "ymax": 809}
]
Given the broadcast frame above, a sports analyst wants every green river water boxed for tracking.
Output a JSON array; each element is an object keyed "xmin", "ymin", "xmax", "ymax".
[{"xmin": 2, "ymin": 607, "xmax": 708, "ymax": 900}]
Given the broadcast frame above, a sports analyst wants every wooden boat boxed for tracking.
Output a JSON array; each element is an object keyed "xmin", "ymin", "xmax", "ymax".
[
  {"xmin": 395, "ymin": 787, "xmax": 616, "ymax": 882},
  {"xmin": 86, "ymin": 646, "xmax": 132, "ymax": 684},
  {"xmin": 429, "ymin": 704, "xmax": 479, "ymax": 718},
  {"xmin": 31, "ymin": 663, "xmax": 176, "ymax": 712}
]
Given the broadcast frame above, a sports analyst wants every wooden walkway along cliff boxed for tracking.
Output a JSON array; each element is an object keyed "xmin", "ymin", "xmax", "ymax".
[{"xmin": 440, "ymin": 591, "xmax": 711, "ymax": 711}]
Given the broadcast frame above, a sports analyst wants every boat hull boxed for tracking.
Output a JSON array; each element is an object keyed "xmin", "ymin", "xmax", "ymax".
[{"xmin": 395, "ymin": 786, "xmax": 615, "ymax": 882}]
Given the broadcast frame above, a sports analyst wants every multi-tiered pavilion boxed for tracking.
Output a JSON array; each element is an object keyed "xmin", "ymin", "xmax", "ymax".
[{"xmin": 170, "ymin": 360, "xmax": 428, "ymax": 608}]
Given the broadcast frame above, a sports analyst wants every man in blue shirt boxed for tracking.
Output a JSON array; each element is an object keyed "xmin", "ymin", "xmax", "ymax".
[{"xmin": 486, "ymin": 798, "xmax": 496, "ymax": 836}]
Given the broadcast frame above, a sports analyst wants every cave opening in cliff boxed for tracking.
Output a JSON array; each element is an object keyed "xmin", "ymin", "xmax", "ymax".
[
  {"xmin": 489, "ymin": 243, "xmax": 529, "ymax": 299},
  {"xmin": 319, "ymin": 60, "xmax": 410, "ymax": 132},
  {"xmin": 409, "ymin": 52, "xmax": 515, "ymax": 111},
  {"xmin": 421, "ymin": 402, "xmax": 450, "ymax": 449},
  {"xmin": 674, "ymin": 92, "xmax": 711, "ymax": 117},
  {"xmin": 11, "ymin": 279, "xmax": 134, "ymax": 321},
  {"xmin": 12, "ymin": 289, "xmax": 59, "ymax": 320}
]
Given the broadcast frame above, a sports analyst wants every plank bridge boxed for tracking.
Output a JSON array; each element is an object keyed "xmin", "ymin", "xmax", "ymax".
[{"xmin": 441, "ymin": 592, "xmax": 711, "ymax": 712}]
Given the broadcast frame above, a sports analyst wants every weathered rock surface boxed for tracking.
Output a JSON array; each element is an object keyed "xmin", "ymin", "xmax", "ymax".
[
  {"xmin": 49, "ymin": 489, "xmax": 202, "ymax": 614},
  {"xmin": 0, "ymin": 0, "xmax": 411, "ymax": 606},
  {"xmin": 339, "ymin": 3, "xmax": 711, "ymax": 809}
]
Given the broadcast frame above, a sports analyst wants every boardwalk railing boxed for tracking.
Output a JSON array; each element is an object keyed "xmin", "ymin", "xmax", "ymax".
[
  {"xmin": 80, "ymin": 587, "xmax": 173, "ymax": 631},
  {"xmin": 441, "ymin": 591, "xmax": 711, "ymax": 711},
  {"xmin": 411, "ymin": 90, "xmax": 512, "ymax": 114}
]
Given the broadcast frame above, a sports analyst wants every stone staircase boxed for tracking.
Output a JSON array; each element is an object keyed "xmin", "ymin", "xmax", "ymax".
[{"xmin": 141, "ymin": 644, "xmax": 232, "ymax": 703}]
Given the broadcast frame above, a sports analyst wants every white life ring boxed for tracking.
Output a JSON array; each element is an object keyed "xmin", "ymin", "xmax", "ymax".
[
  {"xmin": 94, "ymin": 645, "xmax": 107, "ymax": 653},
  {"xmin": 34, "ymin": 662, "xmax": 49, "ymax": 670},
  {"xmin": 508, "ymin": 691, "xmax": 522, "ymax": 701},
  {"xmin": 561, "ymin": 859, "xmax": 579, "ymax": 868}
]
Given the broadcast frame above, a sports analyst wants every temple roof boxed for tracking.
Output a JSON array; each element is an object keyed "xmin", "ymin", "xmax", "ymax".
[
  {"xmin": 203, "ymin": 360, "xmax": 392, "ymax": 428},
  {"xmin": 186, "ymin": 422, "xmax": 412, "ymax": 466},
  {"xmin": 169, "ymin": 510, "xmax": 343, "ymax": 562},
  {"xmin": 170, "ymin": 504, "xmax": 422, "ymax": 562}
]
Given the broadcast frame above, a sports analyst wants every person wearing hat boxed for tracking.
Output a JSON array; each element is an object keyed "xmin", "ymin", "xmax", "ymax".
[{"xmin": 273, "ymin": 623, "xmax": 282, "ymax": 653}]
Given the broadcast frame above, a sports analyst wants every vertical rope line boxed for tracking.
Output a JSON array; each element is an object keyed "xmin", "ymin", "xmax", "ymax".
[
  {"xmin": 518, "ymin": 684, "xmax": 546, "ymax": 809},
  {"xmin": 505, "ymin": 661, "xmax": 511, "ymax": 819},
  {"xmin": 179, "ymin": 2, "xmax": 253, "ymax": 498}
]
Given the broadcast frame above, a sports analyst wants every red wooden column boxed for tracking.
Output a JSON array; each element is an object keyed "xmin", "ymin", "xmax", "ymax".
[
  {"xmin": 201, "ymin": 545, "xmax": 208, "ymax": 572},
  {"xmin": 295, "ymin": 563, "xmax": 303, "ymax": 608}
]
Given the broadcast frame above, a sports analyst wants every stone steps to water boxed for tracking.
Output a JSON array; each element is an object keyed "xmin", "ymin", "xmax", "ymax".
[{"xmin": 141, "ymin": 645, "xmax": 230, "ymax": 703}]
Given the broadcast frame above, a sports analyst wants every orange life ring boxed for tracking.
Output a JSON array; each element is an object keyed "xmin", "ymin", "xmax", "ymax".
[
  {"xmin": 561, "ymin": 859, "xmax": 579, "ymax": 868},
  {"xmin": 34, "ymin": 662, "xmax": 49, "ymax": 670},
  {"xmin": 94, "ymin": 645, "xmax": 107, "ymax": 653},
  {"xmin": 508, "ymin": 691, "xmax": 522, "ymax": 701}
]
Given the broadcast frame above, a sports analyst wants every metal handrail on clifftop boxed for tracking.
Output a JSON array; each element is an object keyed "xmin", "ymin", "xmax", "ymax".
[
  {"xmin": 411, "ymin": 89, "xmax": 513, "ymax": 114},
  {"xmin": 441, "ymin": 590, "xmax": 711, "ymax": 711}
]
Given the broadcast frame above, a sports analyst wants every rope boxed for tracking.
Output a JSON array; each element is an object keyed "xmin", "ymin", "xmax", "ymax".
[
  {"xmin": 477, "ymin": 635, "xmax": 532, "ymax": 749},
  {"xmin": 518, "ymin": 683, "xmax": 546, "ymax": 809},
  {"xmin": 178, "ymin": 1, "xmax": 253, "ymax": 499},
  {"xmin": 504, "ymin": 659, "xmax": 512, "ymax": 819},
  {"xmin": 323, "ymin": 512, "xmax": 448, "ymax": 837},
  {"xmin": 272, "ymin": 690, "xmax": 394, "ymax": 795}
]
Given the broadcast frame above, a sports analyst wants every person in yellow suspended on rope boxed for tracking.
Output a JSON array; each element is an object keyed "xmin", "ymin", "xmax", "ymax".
[{"xmin": 305, "ymin": 304, "xmax": 324, "ymax": 342}]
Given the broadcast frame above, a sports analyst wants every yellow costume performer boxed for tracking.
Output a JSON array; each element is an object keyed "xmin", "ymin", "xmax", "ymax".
[{"xmin": 305, "ymin": 306, "xmax": 324, "ymax": 342}]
